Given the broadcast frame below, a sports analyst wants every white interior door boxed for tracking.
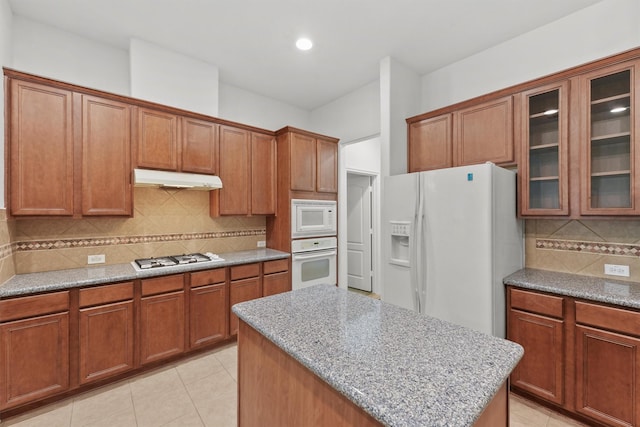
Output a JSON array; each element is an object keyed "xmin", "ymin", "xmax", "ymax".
[{"xmin": 347, "ymin": 174, "xmax": 372, "ymax": 292}]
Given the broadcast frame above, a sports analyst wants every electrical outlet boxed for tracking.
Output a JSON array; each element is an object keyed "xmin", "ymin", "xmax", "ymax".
[
  {"xmin": 88, "ymin": 254, "xmax": 106, "ymax": 265},
  {"xmin": 257, "ymin": 240, "xmax": 266, "ymax": 248},
  {"xmin": 604, "ymin": 263, "xmax": 629, "ymax": 277}
]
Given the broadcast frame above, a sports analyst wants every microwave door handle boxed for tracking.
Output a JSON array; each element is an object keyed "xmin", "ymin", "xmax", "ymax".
[{"xmin": 292, "ymin": 250, "xmax": 337, "ymax": 260}]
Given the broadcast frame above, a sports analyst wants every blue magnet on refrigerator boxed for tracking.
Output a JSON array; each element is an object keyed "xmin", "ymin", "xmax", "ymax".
[{"xmin": 467, "ymin": 173, "xmax": 473, "ymax": 181}]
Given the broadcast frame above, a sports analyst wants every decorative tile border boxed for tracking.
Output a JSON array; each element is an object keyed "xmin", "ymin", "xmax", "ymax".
[
  {"xmin": 14, "ymin": 229, "xmax": 266, "ymax": 252},
  {"xmin": 0, "ymin": 243, "xmax": 13, "ymax": 259},
  {"xmin": 536, "ymin": 239, "xmax": 640, "ymax": 257}
]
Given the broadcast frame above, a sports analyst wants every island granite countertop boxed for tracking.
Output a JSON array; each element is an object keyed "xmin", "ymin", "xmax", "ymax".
[
  {"xmin": 0, "ymin": 248, "xmax": 289, "ymax": 298},
  {"xmin": 232, "ymin": 284, "xmax": 524, "ymax": 427},
  {"xmin": 504, "ymin": 268, "xmax": 640, "ymax": 310}
]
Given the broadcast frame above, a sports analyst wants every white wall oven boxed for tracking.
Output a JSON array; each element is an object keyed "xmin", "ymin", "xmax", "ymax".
[
  {"xmin": 291, "ymin": 199, "xmax": 337, "ymax": 238},
  {"xmin": 291, "ymin": 237, "xmax": 337, "ymax": 290}
]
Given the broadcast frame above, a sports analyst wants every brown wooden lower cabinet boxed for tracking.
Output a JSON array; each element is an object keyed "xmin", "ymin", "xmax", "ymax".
[
  {"xmin": 140, "ymin": 290, "xmax": 185, "ymax": 365},
  {"xmin": 0, "ymin": 291, "xmax": 70, "ymax": 411},
  {"xmin": 0, "ymin": 258, "xmax": 290, "ymax": 416},
  {"xmin": 79, "ymin": 300, "xmax": 134, "ymax": 384},
  {"xmin": 262, "ymin": 259, "xmax": 290, "ymax": 297},
  {"xmin": 0, "ymin": 312, "xmax": 70, "ymax": 410},
  {"xmin": 189, "ymin": 268, "xmax": 228, "ymax": 349},
  {"xmin": 262, "ymin": 272, "xmax": 289, "ymax": 297},
  {"xmin": 78, "ymin": 282, "xmax": 134, "ymax": 385},
  {"xmin": 508, "ymin": 286, "xmax": 640, "ymax": 427},
  {"xmin": 575, "ymin": 325, "xmax": 640, "ymax": 427},
  {"xmin": 508, "ymin": 309, "xmax": 564, "ymax": 404},
  {"xmin": 229, "ymin": 277, "xmax": 261, "ymax": 336},
  {"xmin": 190, "ymin": 283, "xmax": 227, "ymax": 348}
]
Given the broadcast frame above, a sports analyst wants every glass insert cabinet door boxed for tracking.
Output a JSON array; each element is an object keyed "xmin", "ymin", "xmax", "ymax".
[
  {"xmin": 580, "ymin": 61, "xmax": 640, "ymax": 215},
  {"xmin": 519, "ymin": 81, "xmax": 569, "ymax": 215}
]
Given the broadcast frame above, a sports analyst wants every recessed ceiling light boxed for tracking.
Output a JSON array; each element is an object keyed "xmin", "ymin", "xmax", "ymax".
[{"xmin": 296, "ymin": 38, "xmax": 313, "ymax": 51}]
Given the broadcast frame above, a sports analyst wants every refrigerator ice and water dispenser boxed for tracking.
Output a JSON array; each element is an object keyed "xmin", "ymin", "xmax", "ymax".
[{"xmin": 389, "ymin": 220, "xmax": 411, "ymax": 267}]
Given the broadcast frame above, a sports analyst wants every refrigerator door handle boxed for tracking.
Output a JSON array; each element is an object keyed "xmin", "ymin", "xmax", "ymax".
[{"xmin": 413, "ymin": 174, "xmax": 426, "ymax": 314}]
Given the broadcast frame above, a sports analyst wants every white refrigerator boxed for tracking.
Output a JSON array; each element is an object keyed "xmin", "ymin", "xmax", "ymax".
[{"xmin": 382, "ymin": 163, "xmax": 523, "ymax": 338}]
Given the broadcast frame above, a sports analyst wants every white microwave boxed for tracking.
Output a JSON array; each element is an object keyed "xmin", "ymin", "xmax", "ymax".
[{"xmin": 291, "ymin": 199, "xmax": 337, "ymax": 238}]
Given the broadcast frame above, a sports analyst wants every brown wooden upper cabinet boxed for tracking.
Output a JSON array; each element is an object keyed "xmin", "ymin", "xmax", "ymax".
[
  {"xmin": 283, "ymin": 129, "xmax": 338, "ymax": 194},
  {"xmin": 453, "ymin": 95, "xmax": 514, "ymax": 167},
  {"xmin": 578, "ymin": 60, "xmax": 640, "ymax": 215},
  {"xmin": 406, "ymin": 96, "xmax": 513, "ymax": 173},
  {"xmin": 135, "ymin": 108, "xmax": 180, "ymax": 171},
  {"xmin": 81, "ymin": 95, "xmax": 133, "ymax": 216},
  {"xmin": 9, "ymin": 79, "xmax": 74, "ymax": 216},
  {"xmin": 517, "ymin": 81, "xmax": 570, "ymax": 216},
  {"xmin": 135, "ymin": 108, "xmax": 219, "ymax": 175},
  {"xmin": 408, "ymin": 114, "xmax": 452, "ymax": 172},
  {"xmin": 181, "ymin": 117, "xmax": 219, "ymax": 175},
  {"xmin": 316, "ymin": 138, "xmax": 338, "ymax": 193},
  {"xmin": 7, "ymin": 76, "xmax": 132, "ymax": 217},
  {"xmin": 211, "ymin": 126, "xmax": 276, "ymax": 216},
  {"xmin": 251, "ymin": 132, "xmax": 277, "ymax": 215}
]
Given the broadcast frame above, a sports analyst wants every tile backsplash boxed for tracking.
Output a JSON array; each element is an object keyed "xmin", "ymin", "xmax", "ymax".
[
  {"xmin": 5, "ymin": 188, "xmax": 266, "ymax": 275},
  {"xmin": 3, "ymin": 194, "xmax": 640, "ymax": 282},
  {"xmin": 525, "ymin": 219, "xmax": 640, "ymax": 282},
  {"xmin": 0, "ymin": 209, "xmax": 16, "ymax": 283}
]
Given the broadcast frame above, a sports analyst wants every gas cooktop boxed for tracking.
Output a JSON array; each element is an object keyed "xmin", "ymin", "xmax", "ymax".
[{"xmin": 133, "ymin": 252, "xmax": 224, "ymax": 270}]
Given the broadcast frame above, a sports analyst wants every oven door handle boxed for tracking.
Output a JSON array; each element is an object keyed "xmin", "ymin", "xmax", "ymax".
[{"xmin": 292, "ymin": 250, "xmax": 337, "ymax": 260}]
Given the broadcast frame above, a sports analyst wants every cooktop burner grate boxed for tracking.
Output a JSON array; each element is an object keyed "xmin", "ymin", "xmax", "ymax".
[{"xmin": 133, "ymin": 253, "xmax": 222, "ymax": 270}]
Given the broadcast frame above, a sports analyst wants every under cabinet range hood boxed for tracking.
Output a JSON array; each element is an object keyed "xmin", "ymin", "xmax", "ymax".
[{"xmin": 133, "ymin": 168, "xmax": 223, "ymax": 190}]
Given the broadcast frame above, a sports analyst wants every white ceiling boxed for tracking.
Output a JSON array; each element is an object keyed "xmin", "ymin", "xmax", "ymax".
[{"xmin": 9, "ymin": 0, "xmax": 603, "ymax": 110}]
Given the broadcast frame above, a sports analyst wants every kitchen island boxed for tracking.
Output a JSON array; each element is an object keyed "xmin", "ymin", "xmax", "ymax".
[{"xmin": 232, "ymin": 285, "xmax": 524, "ymax": 427}]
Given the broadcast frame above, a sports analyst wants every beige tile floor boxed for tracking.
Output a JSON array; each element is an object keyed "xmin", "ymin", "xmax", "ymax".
[{"xmin": 0, "ymin": 342, "xmax": 588, "ymax": 427}]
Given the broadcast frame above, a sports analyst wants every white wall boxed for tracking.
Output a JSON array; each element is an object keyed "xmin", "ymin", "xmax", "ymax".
[
  {"xmin": 12, "ymin": 17, "xmax": 129, "ymax": 96},
  {"xmin": 10, "ymin": 17, "xmax": 307, "ymax": 131},
  {"xmin": 0, "ymin": 0, "xmax": 12, "ymax": 208},
  {"xmin": 130, "ymin": 38, "xmax": 218, "ymax": 116},
  {"xmin": 380, "ymin": 57, "xmax": 422, "ymax": 177},
  {"xmin": 219, "ymin": 83, "xmax": 310, "ymax": 130},
  {"xmin": 421, "ymin": 0, "xmax": 640, "ymax": 111},
  {"xmin": 309, "ymin": 81, "xmax": 379, "ymax": 142}
]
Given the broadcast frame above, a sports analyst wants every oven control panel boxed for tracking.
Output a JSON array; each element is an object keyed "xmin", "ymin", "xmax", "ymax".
[{"xmin": 291, "ymin": 236, "xmax": 337, "ymax": 253}]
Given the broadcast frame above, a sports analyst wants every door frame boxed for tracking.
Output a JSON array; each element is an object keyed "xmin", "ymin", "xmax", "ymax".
[
  {"xmin": 338, "ymin": 136, "xmax": 381, "ymax": 295},
  {"xmin": 346, "ymin": 172, "xmax": 374, "ymax": 292}
]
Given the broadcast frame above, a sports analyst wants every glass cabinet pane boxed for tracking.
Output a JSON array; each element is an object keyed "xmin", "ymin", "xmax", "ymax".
[
  {"xmin": 588, "ymin": 70, "xmax": 632, "ymax": 209},
  {"xmin": 523, "ymin": 86, "xmax": 566, "ymax": 214}
]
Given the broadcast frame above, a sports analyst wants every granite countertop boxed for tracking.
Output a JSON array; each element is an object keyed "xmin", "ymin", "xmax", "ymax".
[
  {"xmin": 232, "ymin": 284, "xmax": 523, "ymax": 427},
  {"xmin": 504, "ymin": 268, "xmax": 640, "ymax": 310},
  {"xmin": 0, "ymin": 248, "xmax": 289, "ymax": 298}
]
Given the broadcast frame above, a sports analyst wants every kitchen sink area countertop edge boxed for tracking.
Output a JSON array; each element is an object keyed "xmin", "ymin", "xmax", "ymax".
[
  {"xmin": 232, "ymin": 284, "xmax": 524, "ymax": 427},
  {"xmin": 0, "ymin": 248, "xmax": 289, "ymax": 298},
  {"xmin": 504, "ymin": 268, "xmax": 640, "ymax": 309}
]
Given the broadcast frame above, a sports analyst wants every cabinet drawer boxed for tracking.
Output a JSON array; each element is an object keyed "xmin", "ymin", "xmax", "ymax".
[
  {"xmin": 190, "ymin": 268, "xmax": 226, "ymax": 288},
  {"xmin": 510, "ymin": 288, "xmax": 564, "ymax": 319},
  {"xmin": 575, "ymin": 301, "xmax": 640, "ymax": 337},
  {"xmin": 141, "ymin": 274, "xmax": 184, "ymax": 296},
  {"xmin": 79, "ymin": 282, "xmax": 134, "ymax": 308},
  {"xmin": 263, "ymin": 259, "xmax": 288, "ymax": 275},
  {"xmin": 230, "ymin": 263, "xmax": 260, "ymax": 281},
  {"xmin": 0, "ymin": 291, "xmax": 69, "ymax": 322}
]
